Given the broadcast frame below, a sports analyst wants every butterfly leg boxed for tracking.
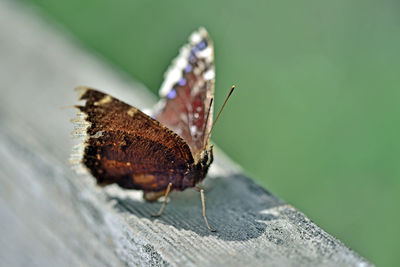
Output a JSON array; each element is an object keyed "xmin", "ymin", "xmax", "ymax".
[
  {"xmin": 152, "ymin": 182, "xmax": 172, "ymax": 217},
  {"xmin": 195, "ymin": 186, "xmax": 216, "ymax": 232}
]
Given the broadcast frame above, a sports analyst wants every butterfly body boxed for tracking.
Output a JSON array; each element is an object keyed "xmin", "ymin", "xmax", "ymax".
[{"xmin": 71, "ymin": 28, "xmax": 215, "ymax": 201}]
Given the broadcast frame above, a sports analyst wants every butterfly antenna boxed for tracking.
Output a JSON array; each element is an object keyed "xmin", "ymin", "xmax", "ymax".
[{"xmin": 205, "ymin": 85, "xmax": 235, "ymax": 146}]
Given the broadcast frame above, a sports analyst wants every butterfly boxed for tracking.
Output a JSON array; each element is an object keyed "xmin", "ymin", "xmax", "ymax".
[{"xmin": 71, "ymin": 28, "xmax": 234, "ymax": 231}]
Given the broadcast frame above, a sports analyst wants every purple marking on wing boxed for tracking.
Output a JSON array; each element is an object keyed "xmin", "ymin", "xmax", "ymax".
[
  {"xmin": 192, "ymin": 46, "xmax": 200, "ymax": 54},
  {"xmin": 184, "ymin": 65, "xmax": 193, "ymax": 73},
  {"xmin": 197, "ymin": 40, "xmax": 207, "ymax": 50},
  {"xmin": 178, "ymin": 78, "xmax": 187, "ymax": 86},
  {"xmin": 167, "ymin": 88, "xmax": 177, "ymax": 99}
]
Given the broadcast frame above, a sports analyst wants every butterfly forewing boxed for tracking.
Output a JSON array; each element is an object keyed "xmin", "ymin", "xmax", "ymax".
[
  {"xmin": 155, "ymin": 28, "xmax": 215, "ymax": 160},
  {"xmin": 73, "ymin": 88, "xmax": 194, "ymax": 192}
]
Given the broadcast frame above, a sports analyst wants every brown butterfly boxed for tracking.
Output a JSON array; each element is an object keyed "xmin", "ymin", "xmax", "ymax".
[{"xmin": 71, "ymin": 28, "xmax": 234, "ymax": 231}]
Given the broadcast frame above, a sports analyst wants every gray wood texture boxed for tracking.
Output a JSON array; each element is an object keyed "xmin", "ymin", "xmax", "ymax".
[{"xmin": 0, "ymin": 1, "xmax": 372, "ymax": 266}]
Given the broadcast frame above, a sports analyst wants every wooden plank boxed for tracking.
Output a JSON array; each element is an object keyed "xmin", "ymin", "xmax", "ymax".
[{"xmin": 0, "ymin": 1, "xmax": 372, "ymax": 266}]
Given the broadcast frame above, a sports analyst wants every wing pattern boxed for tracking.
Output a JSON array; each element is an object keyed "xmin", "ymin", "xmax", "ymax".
[{"xmin": 154, "ymin": 28, "xmax": 215, "ymax": 161}]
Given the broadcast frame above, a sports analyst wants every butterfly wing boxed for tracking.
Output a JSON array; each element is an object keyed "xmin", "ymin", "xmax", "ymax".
[
  {"xmin": 154, "ymin": 28, "xmax": 215, "ymax": 161},
  {"xmin": 71, "ymin": 87, "xmax": 194, "ymax": 193}
]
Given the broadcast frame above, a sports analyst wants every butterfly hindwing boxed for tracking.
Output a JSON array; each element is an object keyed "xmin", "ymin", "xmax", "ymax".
[
  {"xmin": 154, "ymin": 28, "xmax": 215, "ymax": 160},
  {"xmin": 72, "ymin": 87, "xmax": 194, "ymax": 192}
]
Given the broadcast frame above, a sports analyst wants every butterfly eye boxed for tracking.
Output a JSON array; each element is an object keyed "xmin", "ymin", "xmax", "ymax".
[{"xmin": 203, "ymin": 153, "xmax": 208, "ymax": 163}]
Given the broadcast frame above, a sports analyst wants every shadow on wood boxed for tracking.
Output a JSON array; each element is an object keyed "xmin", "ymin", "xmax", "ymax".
[{"xmin": 108, "ymin": 174, "xmax": 284, "ymax": 241}]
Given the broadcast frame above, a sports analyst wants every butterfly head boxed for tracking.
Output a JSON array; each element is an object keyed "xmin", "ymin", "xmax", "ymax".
[
  {"xmin": 182, "ymin": 145, "xmax": 214, "ymax": 189},
  {"xmin": 198, "ymin": 144, "xmax": 214, "ymax": 171}
]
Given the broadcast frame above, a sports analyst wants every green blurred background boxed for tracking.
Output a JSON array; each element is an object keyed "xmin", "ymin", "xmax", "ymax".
[{"xmin": 20, "ymin": 0, "xmax": 399, "ymax": 265}]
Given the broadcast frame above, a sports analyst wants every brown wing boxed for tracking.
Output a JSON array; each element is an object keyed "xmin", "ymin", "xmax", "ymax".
[
  {"xmin": 72, "ymin": 87, "xmax": 194, "ymax": 192},
  {"xmin": 154, "ymin": 28, "xmax": 214, "ymax": 161}
]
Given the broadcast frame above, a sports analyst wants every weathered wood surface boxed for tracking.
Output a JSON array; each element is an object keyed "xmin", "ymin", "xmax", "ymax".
[{"xmin": 0, "ymin": 1, "xmax": 372, "ymax": 266}]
